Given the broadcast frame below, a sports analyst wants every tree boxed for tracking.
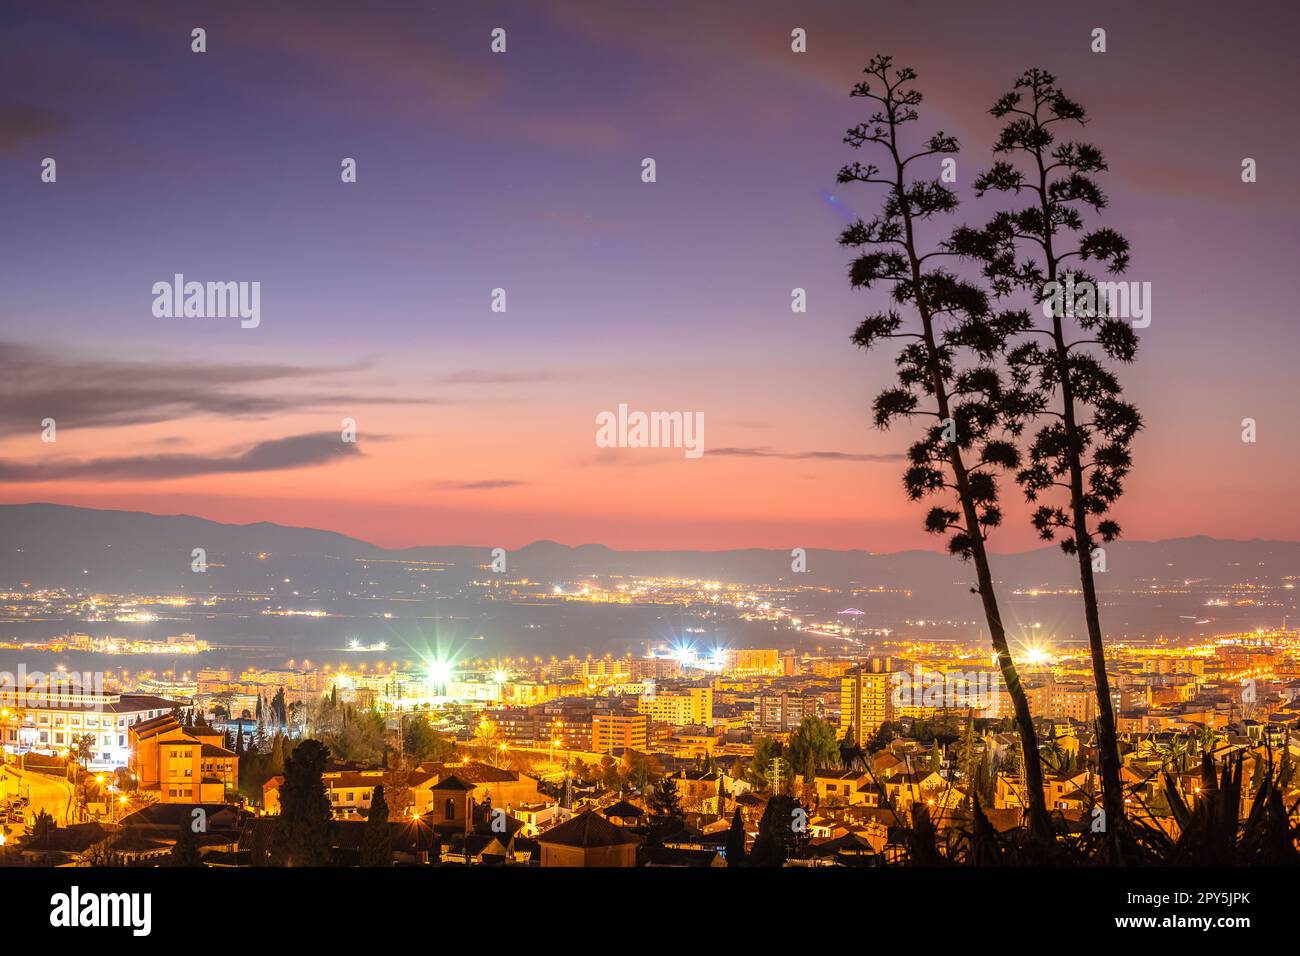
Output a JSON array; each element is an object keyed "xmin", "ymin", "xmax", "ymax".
[
  {"xmin": 786, "ymin": 716, "xmax": 840, "ymax": 776},
  {"xmin": 83, "ymin": 837, "xmax": 124, "ymax": 867},
  {"xmin": 73, "ymin": 732, "xmax": 95, "ymax": 771},
  {"xmin": 838, "ymin": 55, "xmax": 1050, "ymax": 839},
  {"xmin": 646, "ymin": 775, "xmax": 685, "ymax": 845},
  {"xmin": 24, "ymin": 808, "xmax": 56, "ymax": 844},
  {"xmin": 170, "ymin": 818, "xmax": 203, "ymax": 867},
  {"xmin": 361, "ymin": 784, "xmax": 392, "ymax": 866},
  {"xmin": 270, "ymin": 688, "xmax": 288, "ymax": 730},
  {"xmin": 954, "ymin": 68, "xmax": 1138, "ymax": 841},
  {"xmin": 747, "ymin": 737, "xmax": 782, "ymax": 788},
  {"xmin": 725, "ymin": 807, "xmax": 746, "ymax": 866},
  {"xmin": 273, "ymin": 738, "xmax": 333, "ymax": 866},
  {"xmin": 403, "ymin": 713, "xmax": 455, "ymax": 763},
  {"xmin": 599, "ymin": 754, "xmax": 621, "ymax": 790},
  {"xmin": 956, "ymin": 714, "xmax": 981, "ymax": 785},
  {"xmin": 383, "ymin": 754, "xmax": 419, "ymax": 819},
  {"xmin": 749, "ymin": 793, "xmax": 807, "ymax": 866}
]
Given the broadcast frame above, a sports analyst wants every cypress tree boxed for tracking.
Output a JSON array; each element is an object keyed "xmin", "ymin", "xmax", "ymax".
[
  {"xmin": 725, "ymin": 807, "xmax": 746, "ymax": 866},
  {"xmin": 360, "ymin": 784, "xmax": 392, "ymax": 866},
  {"xmin": 274, "ymin": 738, "xmax": 333, "ymax": 866}
]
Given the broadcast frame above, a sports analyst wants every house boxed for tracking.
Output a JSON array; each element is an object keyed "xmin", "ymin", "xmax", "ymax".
[
  {"xmin": 669, "ymin": 768, "xmax": 726, "ymax": 811},
  {"xmin": 81, "ymin": 828, "xmax": 173, "ymax": 865},
  {"xmin": 434, "ymin": 800, "xmax": 527, "ymax": 864},
  {"xmin": 801, "ymin": 769, "xmax": 874, "ymax": 806},
  {"xmin": 427, "ymin": 775, "xmax": 477, "ymax": 837},
  {"xmin": 329, "ymin": 817, "xmax": 441, "ymax": 865},
  {"xmin": 809, "ymin": 830, "xmax": 879, "ymax": 864},
  {"xmin": 117, "ymin": 801, "xmax": 245, "ymax": 835},
  {"xmin": 512, "ymin": 801, "xmax": 565, "ymax": 836},
  {"xmin": 19, "ymin": 822, "xmax": 116, "ymax": 865},
  {"xmin": 601, "ymin": 799, "xmax": 644, "ymax": 828},
  {"xmin": 421, "ymin": 761, "xmax": 543, "ymax": 809},
  {"xmin": 535, "ymin": 809, "xmax": 640, "ymax": 867},
  {"xmin": 129, "ymin": 714, "xmax": 237, "ymax": 804},
  {"xmin": 642, "ymin": 846, "xmax": 725, "ymax": 867},
  {"xmin": 263, "ymin": 766, "xmax": 439, "ymax": 817}
]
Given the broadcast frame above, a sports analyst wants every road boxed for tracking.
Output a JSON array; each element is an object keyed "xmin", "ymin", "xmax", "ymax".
[{"xmin": 2, "ymin": 764, "xmax": 73, "ymax": 837}]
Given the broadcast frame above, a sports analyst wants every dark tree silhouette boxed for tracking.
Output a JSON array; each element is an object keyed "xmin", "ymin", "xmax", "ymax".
[
  {"xmin": 273, "ymin": 737, "xmax": 333, "ymax": 866},
  {"xmin": 645, "ymin": 774, "xmax": 685, "ymax": 845},
  {"xmin": 952, "ymin": 68, "xmax": 1139, "ymax": 844},
  {"xmin": 725, "ymin": 807, "xmax": 746, "ymax": 866},
  {"xmin": 748, "ymin": 793, "xmax": 807, "ymax": 866},
  {"xmin": 837, "ymin": 55, "xmax": 1051, "ymax": 840},
  {"xmin": 170, "ymin": 818, "xmax": 203, "ymax": 867},
  {"xmin": 360, "ymin": 783, "xmax": 392, "ymax": 866}
]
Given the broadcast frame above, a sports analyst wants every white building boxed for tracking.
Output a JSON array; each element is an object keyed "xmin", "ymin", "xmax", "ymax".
[{"xmin": 1, "ymin": 689, "xmax": 180, "ymax": 770}]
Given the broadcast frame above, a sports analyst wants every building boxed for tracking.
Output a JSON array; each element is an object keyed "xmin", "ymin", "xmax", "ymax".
[
  {"xmin": 731, "ymin": 649, "xmax": 781, "ymax": 676},
  {"xmin": 840, "ymin": 664, "xmax": 894, "ymax": 739},
  {"xmin": 755, "ymin": 692, "xmax": 819, "ymax": 733},
  {"xmin": 1, "ymin": 687, "xmax": 180, "ymax": 770},
  {"xmin": 129, "ymin": 714, "xmax": 238, "ymax": 803},
  {"xmin": 263, "ymin": 766, "xmax": 440, "ymax": 816},
  {"xmin": 1029, "ymin": 681, "xmax": 1097, "ymax": 722},
  {"xmin": 591, "ymin": 713, "xmax": 649, "ymax": 753},
  {"xmin": 420, "ymin": 761, "xmax": 544, "ymax": 809},
  {"xmin": 636, "ymin": 686, "xmax": 713, "ymax": 727},
  {"xmin": 801, "ymin": 769, "xmax": 874, "ymax": 806},
  {"xmin": 536, "ymin": 809, "xmax": 640, "ymax": 867}
]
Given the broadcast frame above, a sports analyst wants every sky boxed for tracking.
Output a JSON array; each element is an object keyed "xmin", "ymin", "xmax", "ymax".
[{"xmin": 1, "ymin": 0, "xmax": 1297, "ymax": 551}]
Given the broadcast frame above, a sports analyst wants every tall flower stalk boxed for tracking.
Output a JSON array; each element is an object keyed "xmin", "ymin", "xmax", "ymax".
[
  {"xmin": 954, "ymin": 68, "xmax": 1140, "ymax": 847},
  {"xmin": 838, "ymin": 56, "xmax": 1051, "ymax": 840}
]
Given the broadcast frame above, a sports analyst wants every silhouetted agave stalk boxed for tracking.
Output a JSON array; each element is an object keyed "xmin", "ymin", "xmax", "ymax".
[
  {"xmin": 952, "ymin": 69, "xmax": 1139, "ymax": 849},
  {"xmin": 837, "ymin": 56, "xmax": 1050, "ymax": 841}
]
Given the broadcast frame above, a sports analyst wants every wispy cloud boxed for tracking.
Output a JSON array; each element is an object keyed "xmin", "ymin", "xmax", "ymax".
[
  {"xmin": 0, "ymin": 342, "xmax": 419, "ymax": 436},
  {"xmin": 710, "ymin": 447, "xmax": 905, "ymax": 462},
  {"xmin": 0, "ymin": 432, "xmax": 361, "ymax": 482},
  {"xmin": 433, "ymin": 479, "xmax": 528, "ymax": 491}
]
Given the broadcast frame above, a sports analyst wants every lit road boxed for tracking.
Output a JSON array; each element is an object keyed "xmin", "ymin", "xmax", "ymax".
[{"xmin": 2, "ymin": 764, "xmax": 73, "ymax": 832}]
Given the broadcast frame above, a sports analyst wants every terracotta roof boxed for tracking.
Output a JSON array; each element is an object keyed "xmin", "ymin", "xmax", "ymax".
[
  {"xmin": 129, "ymin": 714, "xmax": 178, "ymax": 737},
  {"xmin": 537, "ymin": 810, "xmax": 641, "ymax": 849},
  {"xmin": 423, "ymin": 761, "xmax": 520, "ymax": 784},
  {"xmin": 324, "ymin": 770, "xmax": 435, "ymax": 790},
  {"xmin": 602, "ymin": 799, "xmax": 644, "ymax": 818},
  {"xmin": 105, "ymin": 695, "xmax": 181, "ymax": 714}
]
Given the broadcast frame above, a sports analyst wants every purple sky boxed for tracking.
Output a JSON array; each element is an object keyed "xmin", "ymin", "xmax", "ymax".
[{"xmin": 1, "ymin": 0, "xmax": 1297, "ymax": 550}]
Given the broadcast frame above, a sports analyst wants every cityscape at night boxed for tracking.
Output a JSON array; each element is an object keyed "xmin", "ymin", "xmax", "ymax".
[{"xmin": 1, "ymin": 0, "xmax": 1296, "ymax": 939}]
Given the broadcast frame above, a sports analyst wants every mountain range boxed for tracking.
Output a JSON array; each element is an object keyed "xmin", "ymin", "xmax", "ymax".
[{"xmin": 1, "ymin": 502, "xmax": 1297, "ymax": 598}]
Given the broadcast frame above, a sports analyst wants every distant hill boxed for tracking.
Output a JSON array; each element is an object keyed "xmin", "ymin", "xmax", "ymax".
[{"xmin": 1, "ymin": 503, "xmax": 1298, "ymax": 598}]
